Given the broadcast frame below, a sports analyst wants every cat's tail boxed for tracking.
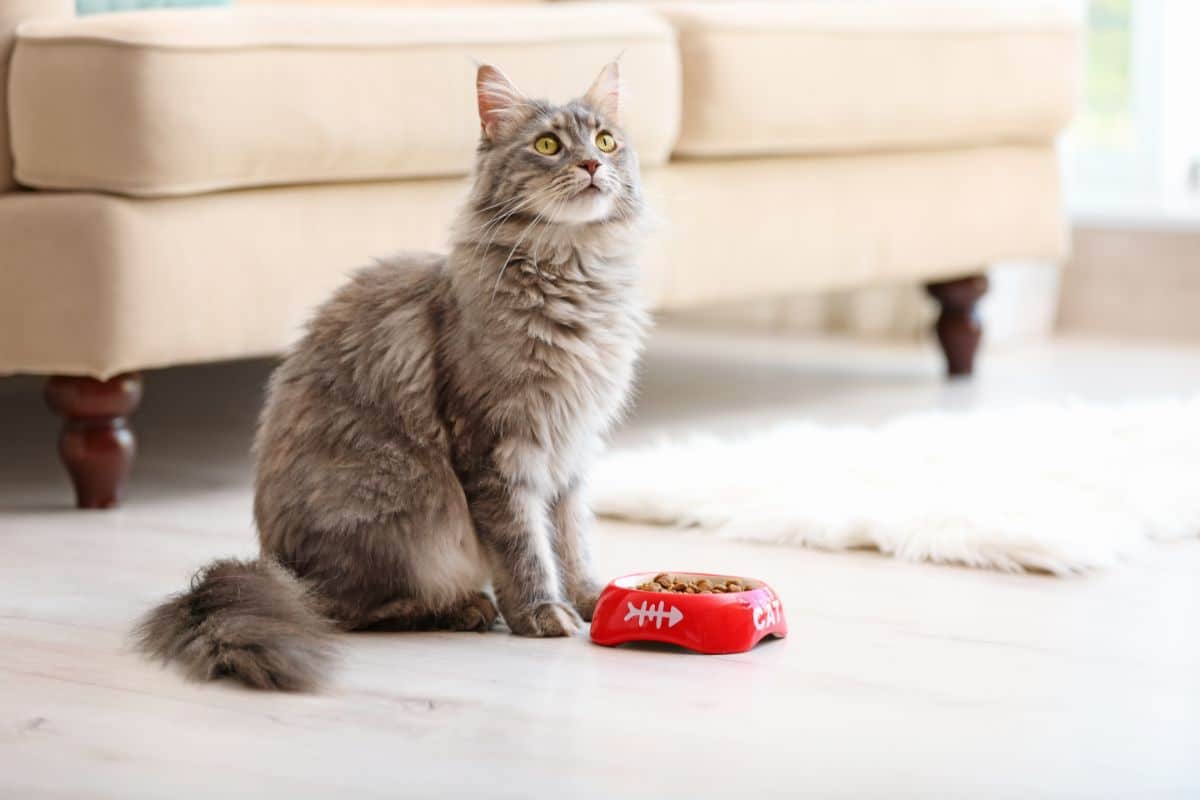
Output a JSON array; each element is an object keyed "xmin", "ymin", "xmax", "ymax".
[{"xmin": 135, "ymin": 557, "xmax": 336, "ymax": 692}]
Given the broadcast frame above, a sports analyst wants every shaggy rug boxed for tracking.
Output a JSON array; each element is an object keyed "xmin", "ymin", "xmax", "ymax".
[{"xmin": 592, "ymin": 397, "xmax": 1200, "ymax": 574}]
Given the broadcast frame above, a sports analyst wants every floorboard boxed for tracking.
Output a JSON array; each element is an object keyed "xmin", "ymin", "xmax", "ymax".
[{"xmin": 2, "ymin": 329, "xmax": 1198, "ymax": 798}]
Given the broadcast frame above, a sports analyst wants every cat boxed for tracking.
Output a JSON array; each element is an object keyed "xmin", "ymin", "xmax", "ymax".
[{"xmin": 136, "ymin": 62, "xmax": 649, "ymax": 691}]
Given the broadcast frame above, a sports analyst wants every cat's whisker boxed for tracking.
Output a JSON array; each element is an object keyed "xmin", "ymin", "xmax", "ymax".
[
  {"xmin": 487, "ymin": 185, "xmax": 575, "ymax": 300},
  {"xmin": 473, "ymin": 181, "xmax": 570, "ymax": 264},
  {"xmin": 467, "ymin": 200, "xmax": 538, "ymax": 276},
  {"xmin": 471, "ymin": 202, "xmax": 531, "ymax": 262},
  {"xmin": 528, "ymin": 195, "xmax": 569, "ymax": 275},
  {"xmin": 470, "ymin": 191, "xmax": 536, "ymax": 234},
  {"xmin": 470, "ymin": 183, "xmax": 554, "ymax": 244},
  {"xmin": 471, "ymin": 188, "xmax": 554, "ymax": 277},
  {"xmin": 489, "ymin": 205, "xmax": 551, "ymax": 304},
  {"xmin": 472, "ymin": 195, "xmax": 524, "ymax": 216}
]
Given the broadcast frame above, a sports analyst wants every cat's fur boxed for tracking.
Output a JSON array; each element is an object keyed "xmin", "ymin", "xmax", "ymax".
[{"xmin": 136, "ymin": 63, "xmax": 648, "ymax": 691}]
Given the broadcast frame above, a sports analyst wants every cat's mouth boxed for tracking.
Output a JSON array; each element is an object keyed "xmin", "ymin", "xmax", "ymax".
[{"xmin": 551, "ymin": 183, "xmax": 614, "ymax": 223}]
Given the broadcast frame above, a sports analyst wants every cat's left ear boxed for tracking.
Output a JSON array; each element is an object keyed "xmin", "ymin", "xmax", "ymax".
[{"xmin": 584, "ymin": 61, "xmax": 620, "ymax": 124}]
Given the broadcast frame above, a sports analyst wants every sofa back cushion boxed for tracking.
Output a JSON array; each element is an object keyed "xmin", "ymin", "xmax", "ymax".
[
  {"xmin": 9, "ymin": 4, "xmax": 680, "ymax": 197},
  {"xmin": 0, "ymin": 0, "xmax": 74, "ymax": 192},
  {"xmin": 658, "ymin": 0, "xmax": 1082, "ymax": 158}
]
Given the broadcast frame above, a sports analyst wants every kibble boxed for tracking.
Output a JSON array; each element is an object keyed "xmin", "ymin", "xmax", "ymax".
[{"xmin": 636, "ymin": 573, "xmax": 751, "ymax": 594}]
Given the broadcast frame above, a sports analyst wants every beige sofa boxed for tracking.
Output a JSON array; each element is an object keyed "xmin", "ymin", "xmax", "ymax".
[{"xmin": 0, "ymin": 0, "xmax": 1081, "ymax": 507}]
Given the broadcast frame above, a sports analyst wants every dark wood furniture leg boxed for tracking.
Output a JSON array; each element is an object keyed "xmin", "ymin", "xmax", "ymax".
[
  {"xmin": 925, "ymin": 274, "xmax": 989, "ymax": 377},
  {"xmin": 44, "ymin": 373, "xmax": 144, "ymax": 509}
]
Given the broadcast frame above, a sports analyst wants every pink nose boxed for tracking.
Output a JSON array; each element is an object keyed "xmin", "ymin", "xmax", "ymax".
[{"xmin": 578, "ymin": 160, "xmax": 600, "ymax": 176}]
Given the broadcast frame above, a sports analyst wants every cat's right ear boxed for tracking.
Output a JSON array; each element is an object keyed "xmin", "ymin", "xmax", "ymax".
[{"xmin": 476, "ymin": 64, "xmax": 524, "ymax": 141}]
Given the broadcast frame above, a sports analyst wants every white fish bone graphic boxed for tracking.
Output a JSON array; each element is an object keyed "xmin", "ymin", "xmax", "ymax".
[{"xmin": 624, "ymin": 599, "xmax": 684, "ymax": 629}]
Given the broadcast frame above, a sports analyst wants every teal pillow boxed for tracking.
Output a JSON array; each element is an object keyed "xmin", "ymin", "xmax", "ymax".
[{"xmin": 77, "ymin": 0, "xmax": 230, "ymax": 14}]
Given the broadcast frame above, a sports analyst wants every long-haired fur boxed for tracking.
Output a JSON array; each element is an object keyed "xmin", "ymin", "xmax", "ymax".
[
  {"xmin": 136, "ymin": 62, "xmax": 648, "ymax": 691},
  {"xmin": 136, "ymin": 559, "xmax": 335, "ymax": 691}
]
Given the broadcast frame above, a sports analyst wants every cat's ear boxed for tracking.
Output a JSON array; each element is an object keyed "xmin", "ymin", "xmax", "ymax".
[
  {"xmin": 584, "ymin": 61, "xmax": 621, "ymax": 124},
  {"xmin": 476, "ymin": 64, "xmax": 525, "ymax": 141}
]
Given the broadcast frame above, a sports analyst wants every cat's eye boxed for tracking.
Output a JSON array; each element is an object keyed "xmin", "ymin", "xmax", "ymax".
[
  {"xmin": 595, "ymin": 131, "xmax": 617, "ymax": 153},
  {"xmin": 534, "ymin": 135, "xmax": 561, "ymax": 156}
]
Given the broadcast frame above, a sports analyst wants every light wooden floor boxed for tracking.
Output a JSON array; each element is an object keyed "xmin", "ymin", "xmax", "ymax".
[{"xmin": 2, "ymin": 328, "xmax": 1199, "ymax": 798}]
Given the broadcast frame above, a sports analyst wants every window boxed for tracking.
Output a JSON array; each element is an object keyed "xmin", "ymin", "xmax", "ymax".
[{"xmin": 1067, "ymin": 0, "xmax": 1200, "ymax": 220}]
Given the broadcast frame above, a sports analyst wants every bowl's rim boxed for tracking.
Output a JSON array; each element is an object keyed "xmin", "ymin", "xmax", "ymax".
[{"xmin": 608, "ymin": 571, "xmax": 767, "ymax": 594}]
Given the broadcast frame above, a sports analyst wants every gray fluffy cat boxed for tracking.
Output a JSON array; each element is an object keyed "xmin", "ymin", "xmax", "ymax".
[{"xmin": 137, "ymin": 62, "xmax": 648, "ymax": 691}]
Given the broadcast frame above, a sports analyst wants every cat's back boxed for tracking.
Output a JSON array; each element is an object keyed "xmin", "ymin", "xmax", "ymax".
[
  {"xmin": 298, "ymin": 249, "xmax": 446, "ymax": 367},
  {"xmin": 261, "ymin": 250, "xmax": 450, "ymax": 430},
  {"xmin": 318, "ymin": 250, "xmax": 447, "ymax": 336},
  {"xmin": 255, "ymin": 251, "xmax": 453, "ymax": 524}
]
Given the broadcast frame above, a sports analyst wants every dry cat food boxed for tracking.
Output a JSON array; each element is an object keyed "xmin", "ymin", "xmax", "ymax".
[{"xmin": 635, "ymin": 573, "xmax": 751, "ymax": 594}]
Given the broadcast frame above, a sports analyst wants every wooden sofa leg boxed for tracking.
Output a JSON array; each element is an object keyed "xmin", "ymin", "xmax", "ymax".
[
  {"xmin": 925, "ymin": 274, "xmax": 989, "ymax": 377},
  {"xmin": 44, "ymin": 373, "xmax": 144, "ymax": 509}
]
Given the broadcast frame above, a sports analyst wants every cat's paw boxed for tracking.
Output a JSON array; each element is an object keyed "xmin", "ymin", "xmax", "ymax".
[
  {"xmin": 505, "ymin": 601, "xmax": 585, "ymax": 637},
  {"xmin": 568, "ymin": 582, "xmax": 604, "ymax": 622},
  {"xmin": 450, "ymin": 593, "xmax": 500, "ymax": 633}
]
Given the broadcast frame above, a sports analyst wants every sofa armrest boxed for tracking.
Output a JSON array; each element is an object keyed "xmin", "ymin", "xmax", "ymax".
[{"xmin": 1, "ymin": 0, "xmax": 74, "ymax": 192}]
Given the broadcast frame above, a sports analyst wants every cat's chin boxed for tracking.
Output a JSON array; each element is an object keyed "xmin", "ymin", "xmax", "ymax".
[{"xmin": 546, "ymin": 190, "xmax": 615, "ymax": 225}]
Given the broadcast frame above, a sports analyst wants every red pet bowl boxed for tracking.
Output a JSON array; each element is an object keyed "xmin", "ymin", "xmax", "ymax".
[{"xmin": 589, "ymin": 571, "xmax": 787, "ymax": 654}]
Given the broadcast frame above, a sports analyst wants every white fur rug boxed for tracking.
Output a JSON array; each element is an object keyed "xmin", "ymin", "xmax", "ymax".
[{"xmin": 592, "ymin": 397, "xmax": 1200, "ymax": 574}]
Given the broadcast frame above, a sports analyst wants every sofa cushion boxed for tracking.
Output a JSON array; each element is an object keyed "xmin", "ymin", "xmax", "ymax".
[
  {"xmin": 0, "ymin": 0, "xmax": 74, "ymax": 191},
  {"xmin": 8, "ymin": 5, "xmax": 680, "ymax": 197},
  {"xmin": 656, "ymin": 0, "xmax": 1082, "ymax": 158},
  {"xmin": 0, "ymin": 146, "xmax": 1064, "ymax": 377}
]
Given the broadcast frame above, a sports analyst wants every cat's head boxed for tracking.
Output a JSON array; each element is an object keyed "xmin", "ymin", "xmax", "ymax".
[{"xmin": 472, "ymin": 62, "xmax": 641, "ymax": 226}]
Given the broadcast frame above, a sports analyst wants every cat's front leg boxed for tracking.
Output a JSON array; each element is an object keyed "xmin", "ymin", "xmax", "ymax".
[
  {"xmin": 552, "ymin": 481, "xmax": 604, "ymax": 622},
  {"xmin": 469, "ymin": 478, "xmax": 584, "ymax": 637}
]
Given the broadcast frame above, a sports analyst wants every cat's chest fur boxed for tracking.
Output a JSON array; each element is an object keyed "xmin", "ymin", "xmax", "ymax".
[{"xmin": 449, "ymin": 250, "xmax": 646, "ymax": 493}]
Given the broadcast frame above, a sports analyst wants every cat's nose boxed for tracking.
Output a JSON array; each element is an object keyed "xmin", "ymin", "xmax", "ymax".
[{"xmin": 577, "ymin": 160, "xmax": 600, "ymax": 176}]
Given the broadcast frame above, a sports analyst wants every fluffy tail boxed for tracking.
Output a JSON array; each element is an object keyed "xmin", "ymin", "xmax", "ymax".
[{"xmin": 136, "ymin": 558, "xmax": 336, "ymax": 691}]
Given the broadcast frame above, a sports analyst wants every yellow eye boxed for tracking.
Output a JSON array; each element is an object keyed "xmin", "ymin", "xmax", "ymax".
[
  {"xmin": 595, "ymin": 131, "xmax": 617, "ymax": 153},
  {"xmin": 534, "ymin": 135, "xmax": 560, "ymax": 155}
]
